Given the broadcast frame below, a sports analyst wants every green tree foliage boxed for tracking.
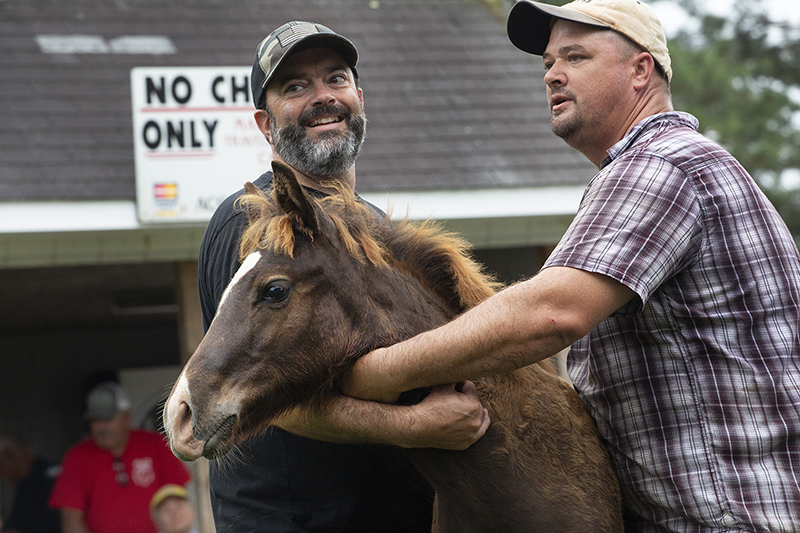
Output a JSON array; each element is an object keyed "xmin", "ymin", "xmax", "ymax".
[{"xmin": 658, "ymin": 0, "xmax": 800, "ymax": 237}]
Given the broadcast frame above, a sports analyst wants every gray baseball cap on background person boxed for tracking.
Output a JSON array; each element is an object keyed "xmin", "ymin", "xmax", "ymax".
[
  {"xmin": 83, "ymin": 381, "xmax": 132, "ymax": 420},
  {"xmin": 250, "ymin": 21, "xmax": 359, "ymax": 109}
]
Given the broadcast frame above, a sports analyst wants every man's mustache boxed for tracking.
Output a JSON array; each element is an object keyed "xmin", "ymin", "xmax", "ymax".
[{"xmin": 299, "ymin": 104, "xmax": 352, "ymax": 125}]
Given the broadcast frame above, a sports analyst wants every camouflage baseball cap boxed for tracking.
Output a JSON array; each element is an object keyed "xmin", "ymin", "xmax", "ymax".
[{"xmin": 251, "ymin": 21, "xmax": 359, "ymax": 109}]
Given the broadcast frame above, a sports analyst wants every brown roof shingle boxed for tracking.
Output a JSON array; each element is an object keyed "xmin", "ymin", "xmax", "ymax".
[{"xmin": 0, "ymin": 0, "xmax": 594, "ymax": 202}]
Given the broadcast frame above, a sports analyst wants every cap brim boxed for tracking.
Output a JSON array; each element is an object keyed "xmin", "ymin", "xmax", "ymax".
[
  {"xmin": 150, "ymin": 486, "xmax": 189, "ymax": 511},
  {"xmin": 263, "ymin": 33, "xmax": 358, "ymax": 90},
  {"xmin": 507, "ymin": 0, "xmax": 610, "ymax": 56}
]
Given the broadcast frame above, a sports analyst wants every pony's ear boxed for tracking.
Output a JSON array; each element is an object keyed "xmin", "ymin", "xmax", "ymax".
[{"xmin": 271, "ymin": 161, "xmax": 319, "ymax": 234}]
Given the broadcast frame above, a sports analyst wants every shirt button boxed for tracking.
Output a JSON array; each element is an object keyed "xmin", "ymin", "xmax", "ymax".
[{"xmin": 721, "ymin": 512, "xmax": 737, "ymax": 527}]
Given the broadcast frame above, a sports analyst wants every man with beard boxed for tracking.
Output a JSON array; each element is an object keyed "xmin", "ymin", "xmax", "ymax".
[{"xmin": 197, "ymin": 21, "xmax": 437, "ymax": 533}]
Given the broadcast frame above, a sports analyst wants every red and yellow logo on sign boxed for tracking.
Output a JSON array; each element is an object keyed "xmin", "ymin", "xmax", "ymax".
[{"xmin": 154, "ymin": 183, "xmax": 178, "ymax": 200}]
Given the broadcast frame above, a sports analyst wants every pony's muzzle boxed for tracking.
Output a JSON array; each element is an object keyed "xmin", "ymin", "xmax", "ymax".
[{"xmin": 164, "ymin": 373, "xmax": 206, "ymax": 461}]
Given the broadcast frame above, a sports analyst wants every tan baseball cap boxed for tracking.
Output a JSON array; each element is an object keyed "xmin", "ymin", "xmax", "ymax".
[
  {"xmin": 150, "ymin": 484, "xmax": 189, "ymax": 512},
  {"xmin": 507, "ymin": 0, "xmax": 672, "ymax": 81}
]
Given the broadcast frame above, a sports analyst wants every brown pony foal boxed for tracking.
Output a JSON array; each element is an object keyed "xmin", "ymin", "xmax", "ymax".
[{"xmin": 165, "ymin": 161, "xmax": 624, "ymax": 532}]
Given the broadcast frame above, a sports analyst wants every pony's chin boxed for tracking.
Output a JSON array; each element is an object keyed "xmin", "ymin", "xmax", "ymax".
[
  {"xmin": 199, "ymin": 414, "xmax": 238, "ymax": 460},
  {"xmin": 168, "ymin": 413, "xmax": 238, "ymax": 462},
  {"xmin": 202, "ymin": 442, "xmax": 233, "ymax": 461},
  {"xmin": 169, "ymin": 434, "xmax": 206, "ymax": 462}
]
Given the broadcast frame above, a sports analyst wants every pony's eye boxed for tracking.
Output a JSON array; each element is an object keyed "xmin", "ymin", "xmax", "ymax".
[{"xmin": 260, "ymin": 280, "xmax": 291, "ymax": 303}]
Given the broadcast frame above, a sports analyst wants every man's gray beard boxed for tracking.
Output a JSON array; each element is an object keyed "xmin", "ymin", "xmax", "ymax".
[{"xmin": 270, "ymin": 108, "xmax": 366, "ymax": 179}]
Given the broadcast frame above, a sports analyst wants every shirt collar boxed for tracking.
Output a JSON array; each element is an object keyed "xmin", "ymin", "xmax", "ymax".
[{"xmin": 601, "ymin": 112, "xmax": 700, "ymax": 169}]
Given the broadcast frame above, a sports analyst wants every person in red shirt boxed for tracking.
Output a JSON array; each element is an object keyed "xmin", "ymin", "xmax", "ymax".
[{"xmin": 49, "ymin": 382, "xmax": 191, "ymax": 533}]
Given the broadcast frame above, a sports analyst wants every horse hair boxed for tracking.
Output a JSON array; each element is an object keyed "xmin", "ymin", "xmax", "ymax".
[{"xmin": 237, "ymin": 181, "xmax": 502, "ymax": 314}]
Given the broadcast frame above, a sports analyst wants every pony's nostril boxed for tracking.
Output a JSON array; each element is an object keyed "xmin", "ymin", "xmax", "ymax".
[
  {"xmin": 177, "ymin": 401, "xmax": 193, "ymax": 433},
  {"xmin": 180, "ymin": 401, "xmax": 191, "ymax": 421}
]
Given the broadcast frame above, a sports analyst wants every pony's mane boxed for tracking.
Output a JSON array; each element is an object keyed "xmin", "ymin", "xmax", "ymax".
[
  {"xmin": 237, "ymin": 181, "xmax": 387, "ymax": 266},
  {"xmin": 237, "ymin": 184, "xmax": 502, "ymax": 312}
]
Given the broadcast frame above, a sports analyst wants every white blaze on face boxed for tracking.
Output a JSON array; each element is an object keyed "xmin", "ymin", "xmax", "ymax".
[
  {"xmin": 166, "ymin": 369, "xmax": 189, "ymax": 422},
  {"xmin": 216, "ymin": 251, "xmax": 262, "ymax": 317},
  {"xmin": 164, "ymin": 251, "xmax": 264, "ymax": 460}
]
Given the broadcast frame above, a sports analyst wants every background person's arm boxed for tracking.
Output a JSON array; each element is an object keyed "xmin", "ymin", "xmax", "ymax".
[{"xmin": 60, "ymin": 508, "xmax": 91, "ymax": 533}]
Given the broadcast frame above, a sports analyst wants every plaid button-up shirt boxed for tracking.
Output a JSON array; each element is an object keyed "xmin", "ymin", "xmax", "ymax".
[{"xmin": 544, "ymin": 112, "xmax": 800, "ymax": 532}]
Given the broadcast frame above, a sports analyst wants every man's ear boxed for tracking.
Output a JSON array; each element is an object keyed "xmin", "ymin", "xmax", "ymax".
[
  {"xmin": 254, "ymin": 109, "xmax": 272, "ymax": 145},
  {"xmin": 632, "ymin": 51, "xmax": 655, "ymax": 91}
]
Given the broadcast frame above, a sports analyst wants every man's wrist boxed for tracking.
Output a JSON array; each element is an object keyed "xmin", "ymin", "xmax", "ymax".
[{"xmin": 344, "ymin": 348, "xmax": 402, "ymax": 403}]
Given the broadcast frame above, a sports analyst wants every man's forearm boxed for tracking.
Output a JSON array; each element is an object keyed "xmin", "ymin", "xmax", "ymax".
[
  {"xmin": 345, "ymin": 277, "xmax": 568, "ymax": 402},
  {"xmin": 274, "ymin": 382, "xmax": 489, "ymax": 450},
  {"xmin": 345, "ymin": 266, "xmax": 636, "ymax": 402},
  {"xmin": 275, "ymin": 395, "xmax": 410, "ymax": 445}
]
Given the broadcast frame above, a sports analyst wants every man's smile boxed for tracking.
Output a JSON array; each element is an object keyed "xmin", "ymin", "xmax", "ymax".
[{"xmin": 306, "ymin": 115, "xmax": 345, "ymax": 128}]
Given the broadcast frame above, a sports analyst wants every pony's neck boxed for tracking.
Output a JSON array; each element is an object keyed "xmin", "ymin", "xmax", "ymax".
[{"xmin": 383, "ymin": 223, "xmax": 499, "ymax": 314}]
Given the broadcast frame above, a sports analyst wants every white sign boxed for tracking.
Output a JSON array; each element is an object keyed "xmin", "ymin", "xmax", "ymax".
[{"xmin": 131, "ymin": 67, "xmax": 272, "ymax": 223}]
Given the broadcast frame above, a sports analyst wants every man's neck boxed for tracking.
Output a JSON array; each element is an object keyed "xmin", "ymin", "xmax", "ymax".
[
  {"xmin": 273, "ymin": 158, "xmax": 356, "ymax": 194},
  {"xmin": 104, "ymin": 434, "xmax": 130, "ymax": 457},
  {"xmin": 583, "ymin": 98, "xmax": 674, "ymax": 169}
]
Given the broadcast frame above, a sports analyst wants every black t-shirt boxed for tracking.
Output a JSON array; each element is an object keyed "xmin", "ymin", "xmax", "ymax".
[
  {"xmin": 198, "ymin": 172, "xmax": 434, "ymax": 533},
  {"xmin": 5, "ymin": 458, "xmax": 61, "ymax": 533}
]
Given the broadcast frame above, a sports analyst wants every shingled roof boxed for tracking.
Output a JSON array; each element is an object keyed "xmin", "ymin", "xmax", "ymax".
[{"xmin": 1, "ymin": 0, "xmax": 593, "ymax": 203}]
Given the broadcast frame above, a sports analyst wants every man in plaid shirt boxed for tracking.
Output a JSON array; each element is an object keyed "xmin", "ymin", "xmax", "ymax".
[{"xmin": 340, "ymin": 0, "xmax": 800, "ymax": 530}]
